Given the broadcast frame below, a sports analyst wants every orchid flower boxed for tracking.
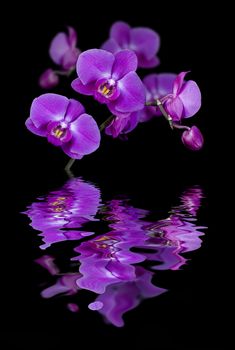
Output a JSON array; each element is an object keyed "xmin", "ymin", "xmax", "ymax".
[
  {"xmin": 25, "ymin": 93, "xmax": 100, "ymax": 159},
  {"xmin": 72, "ymin": 49, "xmax": 145, "ymax": 118},
  {"xmin": 101, "ymin": 21, "xmax": 160, "ymax": 68}
]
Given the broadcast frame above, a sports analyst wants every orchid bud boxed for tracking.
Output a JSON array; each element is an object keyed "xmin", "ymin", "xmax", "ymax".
[
  {"xmin": 181, "ymin": 126, "xmax": 204, "ymax": 151},
  {"xmin": 39, "ymin": 69, "xmax": 59, "ymax": 89}
]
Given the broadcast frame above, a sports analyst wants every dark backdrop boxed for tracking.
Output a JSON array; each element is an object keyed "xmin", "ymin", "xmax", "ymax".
[{"xmin": 2, "ymin": 2, "xmax": 219, "ymax": 349}]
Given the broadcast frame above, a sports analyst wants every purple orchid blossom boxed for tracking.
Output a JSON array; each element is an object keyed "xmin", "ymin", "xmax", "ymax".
[
  {"xmin": 105, "ymin": 113, "xmax": 139, "ymax": 138},
  {"xmin": 163, "ymin": 71, "xmax": 201, "ymax": 121},
  {"xmin": 101, "ymin": 21, "xmax": 160, "ymax": 68},
  {"xmin": 49, "ymin": 26, "xmax": 80, "ymax": 71},
  {"xmin": 25, "ymin": 93, "xmax": 100, "ymax": 159},
  {"xmin": 138, "ymin": 73, "xmax": 177, "ymax": 122},
  {"xmin": 71, "ymin": 49, "xmax": 145, "ymax": 118},
  {"xmin": 39, "ymin": 69, "xmax": 59, "ymax": 89},
  {"xmin": 39, "ymin": 27, "xmax": 80, "ymax": 89},
  {"xmin": 24, "ymin": 177, "xmax": 101, "ymax": 249},
  {"xmin": 181, "ymin": 125, "xmax": 204, "ymax": 151},
  {"xmin": 101, "ymin": 72, "xmax": 202, "ymax": 138}
]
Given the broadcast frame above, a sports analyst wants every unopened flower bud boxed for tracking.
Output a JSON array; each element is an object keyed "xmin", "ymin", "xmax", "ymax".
[
  {"xmin": 39, "ymin": 69, "xmax": 59, "ymax": 89},
  {"xmin": 181, "ymin": 126, "xmax": 204, "ymax": 151}
]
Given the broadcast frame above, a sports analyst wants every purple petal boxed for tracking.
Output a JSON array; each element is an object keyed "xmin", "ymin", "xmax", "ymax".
[
  {"xmin": 137, "ymin": 55, "xmax": 160, "ymax": 68},
  {"xmin": 130, "ymin": 28, "xmax": 160, "ymax": 60},
  {"xmin": 61, "ymin": 48, "xmax": 80, "ymax": 70},
  {"xmin": 138, "ymin": 108, "xmax": 156, "ymax": 123},
  {"xmin": 122, "ymin": 112, "xmax": 139, "ymax": 133},
  {"xmin": 64, "ymin": 99, "xmax": 85, "ymax": 123},
  {"xmin": 49, "ymin": 32, "xmax": 70, "ymax": 65},
  {"xmin": 107, "ymin": 104, "xmax": 132, "ymax": 118},
  {"xmin": 101, "ymin": 38, "xmax": 121, "ymax": 54},
  {"xmin": 143, "ymin": 73, "xmax": 176, "ymax": 98},
  {"xmin": 110, "ymin": 21, "xmax": 131, "ymax": 46},
  {"xmin": 76, "ymin": 49, "xmax": 114, "ymax": 85},
  {"xmin": 67, "ymin": 113, "xmax": 101, "ymax": 155},
  {"xmin": 173, "ymin": 71, "xmax": 189, "ymax": 95},
  {"xmin": 114, "ymin": 72, "xmax": 145, "ymax": 113},
  {"xmin": 106, "ymin": 260, "xmax": 136, "ymax": 280},
  {"xmin": 105, "ymin": 112, "xmax": 139, "ymax": 136},
  {"xmin": 105, "ymin": 117, "xmax": 130, "ymax": 137},
  {"xmin": 41, "ymin": 283, "xmax": 71, "ymax": 298},
  {"xmin": 29, "ymin": 94, "xmax": 68, "ymax": 128},
  {"xmin": 25, "ymin": 118, "xmax": 47, "ymax": 136},
  {"xmin": 112, "ymin": 50, "xmax": 137, "ymax": 81},
  {"xmin": 165, "ymin": 96, "xmax": 184, "ymax": 121},
  {"xmin": 67, "ymin": 26, "xmax": 77, "ymax": 47},
  {"xmin": 71, "ymin": 78, "xmax": 95, "ymax": 95},
  {"xmin": 179, "ymin": 81, "xmax": 201, "ymax": 118},
  {"xmin": 61, "ymin": 144, "xmax": 83, "ymax": 159}
]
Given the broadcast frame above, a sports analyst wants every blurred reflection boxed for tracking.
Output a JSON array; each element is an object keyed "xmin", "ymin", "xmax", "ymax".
[
  {"xmin": 25, "ymin": 179, "xmax": 206, "ymax": 327},
  {"xmin": 24, "ymin": 178, "xmax": 101, "ymax": 249}
]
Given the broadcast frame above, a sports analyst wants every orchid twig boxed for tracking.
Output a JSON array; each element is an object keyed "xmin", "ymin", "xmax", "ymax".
[{"xmin": 146, "ymin": 99, "xmax": 190, "ymax": 131}]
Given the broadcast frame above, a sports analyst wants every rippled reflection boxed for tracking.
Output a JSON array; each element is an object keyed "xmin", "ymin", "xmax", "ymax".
[
  {"xmin": 24, "ymin": 178, "xmax": 102, "ymax": 249},
  {"xmin": 24, "ymin": 179, "xmax": 206, "ymax": 327}
]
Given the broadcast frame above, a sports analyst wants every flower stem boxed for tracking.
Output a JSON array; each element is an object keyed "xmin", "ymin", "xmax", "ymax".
[
  {"xmin": 99, "ymin": 115, "xmax": 115, "ymax": 131},
  {"xmin": 54, "ymin": 68, "xmax": 75, "ymax": 77},
  {"xmin": 65, "ymin": 158, "xmax": 76, "ymax": 173},
  {"xmin": 64, "ymin": 115, "xmax": 115, "ymax": 173},
  {"xmin": 146, "ymin": 99, "xmax": 190, "ymax": 131}
]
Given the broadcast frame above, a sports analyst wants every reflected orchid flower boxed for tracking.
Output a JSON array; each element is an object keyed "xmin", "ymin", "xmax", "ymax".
[
  {"xmin": 72, "ymin": 200, "xmax": 150, "ymax": 293},
  {"xmin": 141, "ymin": 186, "xmax": 206, "ymax": 270},
  {"xmin": 24, "ymin": 177, "xmax": 101, "ymax": 249}
]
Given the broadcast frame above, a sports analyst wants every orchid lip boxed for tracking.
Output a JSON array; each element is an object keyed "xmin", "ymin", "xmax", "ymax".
[
  {"xmin": 47, "ymin": 121, "xmax": 72, "ymax": 144},
  {"xmin": 97, "ymin": 79, "xmax": 118, "ymax": 99}
]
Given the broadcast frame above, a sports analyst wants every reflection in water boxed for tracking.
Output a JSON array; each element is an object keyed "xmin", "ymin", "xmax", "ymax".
[
  {"xmin": 24, "ymin": 178, "xmax": 101, "ymax": 249},
  {"xmin": 24, "ymin": 179, "xmax": 206, "ymax": 327}
]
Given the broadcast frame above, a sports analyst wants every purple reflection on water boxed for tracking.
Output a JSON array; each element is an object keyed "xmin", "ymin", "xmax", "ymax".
[
  {"xmin": 25, "ymin": 180, "xmax": 206, "ymax": 327},
  {"xmin": 72, "ymin": 200, "xmax": 150, "ymax": 294},
  {"xmin": 24, "ymin": 178, "xmax": 101, "ymax": 249}
]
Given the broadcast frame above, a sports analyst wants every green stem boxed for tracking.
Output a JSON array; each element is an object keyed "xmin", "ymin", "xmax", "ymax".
[
  {"xmin": 65, "ymin": 158, "xmax": 76, "ymax": 173},
  {"xmin": 54, "ymin": 68, "xmax": 75, "ymax": 77},
  {"xmin": 99, "ymin": 115, "xmax": 115, "ymax": 132}
]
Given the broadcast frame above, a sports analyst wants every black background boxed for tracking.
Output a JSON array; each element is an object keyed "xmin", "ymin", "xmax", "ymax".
[{"xmin": 2, "ymin": 2, "xmax": 220, "ymax": 349}]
